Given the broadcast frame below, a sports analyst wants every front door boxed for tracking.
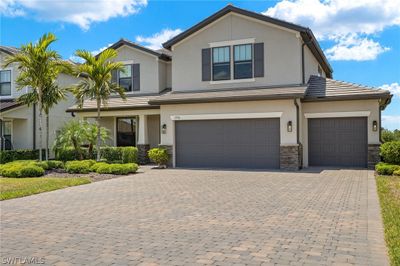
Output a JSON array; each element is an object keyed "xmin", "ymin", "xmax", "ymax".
[{"xmin": 116, "ymin": 117, "xmax": 136, "ymax": 146}]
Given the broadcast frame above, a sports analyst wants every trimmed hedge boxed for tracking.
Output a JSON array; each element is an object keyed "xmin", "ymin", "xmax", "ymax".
[
  {"xmin": 0, "ymin": 160, "xmax": 45, "ymax": 178},
  {"xmin": 394, "ymin": 170, "xmax": 400, "ymax": 176},
  {"xmin": 148, "ymin": 148, "xmax": 169, "ymax": 167},
  {"xmin": 64, "ymin": 160, "xmax": 96, "ymax": 174},
  {"xmin": 121, "ymin": 147, "xmax": 138, "ymax": 163},
  {"xmin": 380, "ymin": 141, "xmax": 400, "ymax": 165},
  {"xmin": 0, "ymin": 149, "xmax": 45, "ymax": 164},
  {"xmin": 56, "ymin": 147, "xmax": 138, "ymax": 163},
  {"xmin": 95, "ymin": 163, "xmax": 138, "ymax": 175},
  {"xmin": 376, "ymin": 162, "xmax": 400, "ymax": 176}
]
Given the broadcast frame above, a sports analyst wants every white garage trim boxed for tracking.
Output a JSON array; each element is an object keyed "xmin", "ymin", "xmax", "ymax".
[
  {"xmin": 171, "ymin": 112, "xmax": 283, "ymax": 121},
  {"xmin": 304, "ymin": 111, "xmax": 370, "ymax": 118}
]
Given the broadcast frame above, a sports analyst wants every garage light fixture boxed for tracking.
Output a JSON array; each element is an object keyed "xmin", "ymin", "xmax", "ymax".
[
  {"xmin": 372, "ymin": 120, "xmax": 378, "ymax": 132},
  {"xmin": 287, "ymin": 121, "xmax": 293, "ymax": 132},
  {"xmin": 162, "ymin": 124, "xmax": 167, "ymax": 134}
]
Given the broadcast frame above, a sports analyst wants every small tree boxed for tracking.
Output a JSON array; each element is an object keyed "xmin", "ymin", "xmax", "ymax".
[
  {"xmin": 71, "ymin": 49, "xmax": 126, "ymax": 161},
  {"xmin": 3, "ymin": 33, "xmax": 72, "ymax": 161}
]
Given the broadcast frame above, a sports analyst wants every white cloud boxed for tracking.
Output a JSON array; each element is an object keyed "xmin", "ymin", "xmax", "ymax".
[
  {"xmin": 136, "ymin": 28, "xmax": 183, "ymax": 50},
  {"xmin": 69, "ymin": 43, "xmax": 113, "ymax": 63},
  {"xmin": 1, "ymin": 0, "xmax": 148, "ymax": 30},
  {"xmin": 263, "ymin": 0, "xmax": 400, "ymax": 61},
  {"xmin": 380, "ymin": 83, "xmax": 400, "ymax": 97},
  {"xmin": 325, "ymin": 35, "xmax": 390, "ymax": 61},
  {"xmin": 382, "ymin": 115, "xmax": 400, "ymax": 130}
]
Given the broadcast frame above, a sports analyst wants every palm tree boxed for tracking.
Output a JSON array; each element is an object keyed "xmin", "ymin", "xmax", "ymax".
[
  {"xmin": 71, "ymin": 49, "xmax": 126, "ymax": 161},
  {"xmin": 3, "ymin": 33, "xmax": 72, "ymax": 161}
]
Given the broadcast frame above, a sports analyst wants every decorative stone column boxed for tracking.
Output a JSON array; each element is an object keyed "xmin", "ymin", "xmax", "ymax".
[
  {"xmin": 280, "ymin": 144, "xmax": 302, "ymax": 171},
  {"xmin": 158, "ymin": 144, "xmax": 173, "ymax": 167},
  {"xmin": 368, "ymin": 144, "xmax": 381, "ymax": 169},
  {"xmin": 137, "ymin": 114, "xmax": 150, "ymax": 164}
]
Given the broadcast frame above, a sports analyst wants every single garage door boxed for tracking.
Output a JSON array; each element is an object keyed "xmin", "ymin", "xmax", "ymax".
[
  {"xmin": 308, "ymin": 117, "xmax": 367, "ymax": 167},
  {"xmin": 175, "ymin": 118, "xmax": 280, "ymax": 169}
]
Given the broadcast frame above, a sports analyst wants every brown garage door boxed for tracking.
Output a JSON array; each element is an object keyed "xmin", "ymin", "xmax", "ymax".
[
  {"xmin": 175, "ymin": 118, "xmax": 280, "ymax": 169},
  {"xmin": 308, "ymin": 117, "xmax": 368, "ymax": 167}
]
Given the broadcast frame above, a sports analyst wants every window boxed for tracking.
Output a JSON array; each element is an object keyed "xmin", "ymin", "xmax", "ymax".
[
  {"xmin": 119, "ymin": 65, "xmax": 132, "ymax": 92},
  {"xmin": 317, "ymin": 65, "xmax": 323, "ymax": 77},
  {"xmin": 234, "ymin": 44, "xmax": 252, "ymax": 79},
  {"xmin": 0, "ymin": 70, "xmax": 11, "ymax": 96},
  {"xmin": 212, "ymin": 46, "xmax": 230, "ymax": 81},
  {"xmin": 2, "ymin": 121, "xmax": 12, "ymax": 150},
  {"xmin": 117, "ymin": 117, "xmax": 136, "ymax": 146}
]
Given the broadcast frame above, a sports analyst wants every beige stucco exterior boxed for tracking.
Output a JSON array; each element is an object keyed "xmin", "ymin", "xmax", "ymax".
[
  {"xmin": 301, "ymin": 99, "xmax": 381, "ymax": 167},
  {"xmin": 171, "ymin": 13, "xmax": 305, "ymax": 91}
]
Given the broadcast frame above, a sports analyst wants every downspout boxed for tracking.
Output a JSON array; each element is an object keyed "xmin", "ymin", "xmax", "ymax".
[{"xmin": 33, "ymin": 104, "xmax": 36, "ymax": 150}]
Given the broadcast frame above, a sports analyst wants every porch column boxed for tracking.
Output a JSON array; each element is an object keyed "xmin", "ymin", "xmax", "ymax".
[{"xmin": 137, "ymin": 114, "xmax": 150, "ymax": 164}]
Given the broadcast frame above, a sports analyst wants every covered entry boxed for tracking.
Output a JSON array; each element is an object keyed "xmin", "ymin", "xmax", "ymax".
[
  {"xmin": 175, "ymin": 118, "xmax": 280, "ymax": 169},
  {"xmin": 308, "ymin": 117, "xmax": 368, "ymax": 167}
]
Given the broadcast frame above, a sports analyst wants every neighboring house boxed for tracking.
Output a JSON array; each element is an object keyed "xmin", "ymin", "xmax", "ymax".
[
  {"xmin": 0, "ymin": 46, "xmax": 79, "ymax": 153},
  {"xmin": 59, "ymin": 5, "xmax": 393, "ymax": 169}
]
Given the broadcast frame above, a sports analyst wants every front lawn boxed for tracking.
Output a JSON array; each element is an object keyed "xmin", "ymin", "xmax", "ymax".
[
  {"xmin": 0, "ymin": 177, "xmax": 91, "ymax": 201},
  {"xmin": 376, "ymin": 175, "xmax": 400, "ymax": 265}
]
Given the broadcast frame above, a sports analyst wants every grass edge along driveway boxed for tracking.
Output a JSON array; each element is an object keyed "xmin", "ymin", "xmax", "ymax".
[
  {"xmin": 0, "ymin": 177, "xmax": 91, "ymax": 200},
  {"xmin": 376, "ymin": 175, "xmax": 400, "ymax": 266}
]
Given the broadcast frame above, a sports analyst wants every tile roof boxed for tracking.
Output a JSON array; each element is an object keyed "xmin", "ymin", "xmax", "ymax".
[
  {"xmin": 0, "ymin": 99, "xmax": 21, "ymax": 113},
  {"xmin": 304, "ymin": 75, "xmax": 392, "ymax": 101}
]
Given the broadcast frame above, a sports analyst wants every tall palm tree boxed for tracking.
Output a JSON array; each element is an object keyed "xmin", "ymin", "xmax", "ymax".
[
  {"xmin": 71, "ymin": 49, "xmax": 126, "ymax": 161},
  {"xmin": 3, "ymin": 33, "xmax": 71, "ymax": 161}
]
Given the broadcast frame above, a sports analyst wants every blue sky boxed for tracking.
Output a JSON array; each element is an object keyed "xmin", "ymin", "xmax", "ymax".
[{"xmin": 1, "ymin": 0, "xmax": 399, "ymax": 129}]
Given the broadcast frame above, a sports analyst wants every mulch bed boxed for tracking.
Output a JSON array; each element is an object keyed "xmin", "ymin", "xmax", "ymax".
[{"xmin": 44, "ymin": 169, "xmax": 137, "ymax": 182}]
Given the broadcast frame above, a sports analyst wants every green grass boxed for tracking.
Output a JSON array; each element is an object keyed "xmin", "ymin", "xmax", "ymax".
[
  {"xmin": 0, "ymin": 177, "xmax": 91, "ymax": 200},
  {"xmin": 376, "ymin": 175, "xmax": 400, "ymax": 266}
]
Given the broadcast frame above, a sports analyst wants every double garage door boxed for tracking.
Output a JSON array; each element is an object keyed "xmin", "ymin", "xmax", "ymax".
[
  {"xmin": 175, "ymin": 118, "xmax": 280, "ymax": 169},
  {"xmin": 308, "ymin": 117, "xmax": 368, "ymax": 167}
]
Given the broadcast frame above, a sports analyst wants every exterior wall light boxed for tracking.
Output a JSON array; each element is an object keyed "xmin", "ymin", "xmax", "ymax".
[
  {"xmin": 372, "ymin": 120, "xmax": 378, "ymax": 131},
  {"xmin": 287, "ymin": 121, "xmax": 293, "ymax": 132},
  {"xmin": 162, "ymin": 124, "xmax": 167, "ymax": 134}
]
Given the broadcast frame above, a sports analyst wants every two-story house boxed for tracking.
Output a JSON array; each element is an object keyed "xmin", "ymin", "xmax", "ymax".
[
  {"xmin": 0, "ymin": 46, "xmax": 79, "ymax": 152},
  {"xmin": 69, "ymin": 5, "xmax": 390, "ymax": 169}
]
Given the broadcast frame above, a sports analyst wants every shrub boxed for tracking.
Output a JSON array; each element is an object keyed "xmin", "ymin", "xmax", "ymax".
[
  {"xmin": 393, "ymin": 170, "xmax": 400, "ymax": 176},
  {"xmin": 96, "ymin": 163, "xmax": 138, "ymax": 175},
  {"xmin": 0, "ymin": 149, "xmax": 45, "ymax": 164},
  {"xmin": 121, "ymin": 147, "xmax": 138, "ymax": 163},
  {"xmin": 56, "ymin": 148, "xmax": 94, "ymax": 161},
  {"xmin": 380, "ymin": 141, "xmax": 400, "ymax": 165},
  {"xmin": 65, "ymin": 160, "xmax": 96, "ymax": 174},
  {"xmin": 47, "ymin": 160, "xmax": 64, "ymax": 169},
  {"xmin": 0, "ymin": 160, "xmax": 45, "ymax": 178},
  {"xmin": 35, "ymin": 161, "xmax": 50, "ymax": 170},
  {"xmin": 376, "ymin": 162, "xmax": 400, "ymax": 175},
  {"xmin": 100, "ymin": 147, "xmax": 122, "ymax": 162},
  {"xmin": 90, "ymin": 162, "xmax": 109, "ymax": 172},
  {"xmin": 148, "ymin": 148, "xmax": 169, "ymax": 167}
]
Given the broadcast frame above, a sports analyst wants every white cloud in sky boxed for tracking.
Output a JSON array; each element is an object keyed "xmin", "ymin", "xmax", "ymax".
[
  {"xmin": 380, "ymin": 83, "xmax": 400, "ymax": 97},
  {"xmin": 69, "ymin": 43, "xmax": 113, "ymax": 63},
  {"xmin": 382, "ymin": 115, "xmax": 400, "ymax": 130},
  {"xmin": 0, "ymin": 0, "xmax": 147, "ymax": 30},
  {"xmin": 136, "ymin": 28, "xmax": 183, "ymax": 50},
  {"xmin": 263, "ymin": 0, "xmax": 400, "ymax": 61}
]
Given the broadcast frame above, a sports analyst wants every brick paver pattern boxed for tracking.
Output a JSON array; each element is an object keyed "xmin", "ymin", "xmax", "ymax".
[{"xmin": 0, "ymin": 168, "xmax": 388, "ymax": 265}]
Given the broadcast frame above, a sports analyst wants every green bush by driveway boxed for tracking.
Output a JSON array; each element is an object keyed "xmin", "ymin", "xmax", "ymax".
[
  {"xmin": 380, "ymin": 141, "xmax": 400, "ymax": 165},
  {"xmin": 95, "ymin": 163, "xmax": 138, "ymax": 175},
  {"xmin": 0, "ymin": 161, "xmax": 45, "ymax": 178},
  {"xmin": 64, "ymin": 160, "xmax": 96, "ymax": 174},
  {"xmin": 376, "ymin": 175, "xmax": 400, "ymax": 265},
  {"xmin": 375, "ymin": 162, "xmax": 400, "ymax": 176},
  {"xmin": 0, "ymin": 177, "xmax": 90, "ymax": 200}
]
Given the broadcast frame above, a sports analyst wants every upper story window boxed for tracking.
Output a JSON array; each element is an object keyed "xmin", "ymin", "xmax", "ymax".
[
  {"xmin": 0, "ymin": 70, "xmax": 11, "ymax": 96},
  {"xmin": 119, "ymin": 65, "xmax": 133, "ymax": 92},
  {"xmin": 212, "ymin": 46, "xmax": 230, "ymax": 81},
  {"xmin": 234, "ymin": 44, "xmax": 252, "ymax": 79}
]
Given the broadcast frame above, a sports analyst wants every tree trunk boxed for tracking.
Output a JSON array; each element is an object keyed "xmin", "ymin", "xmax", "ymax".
[
  {"xmin": 38, "ymin": 102, "xmax": 43, "ymax": 161},
  {"xmin": 96, "ymin": 99, "xmax": 101, "ymax": 162},
  {"xmin": 45, "ymin": 113, "xmax": 49, "ymax": 161}
]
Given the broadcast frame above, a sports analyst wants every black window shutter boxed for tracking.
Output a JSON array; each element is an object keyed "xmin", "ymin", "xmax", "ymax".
[
  {"xmin": 254, "ymin": 43, "xmax": 264, "ymax": 77},
  {"xmin": 111, "ymin": 69, "xmax": 118, "ymax": 84},
  {"xmin": 132, "ymin": 64, "xmax": 140, "ymax": 91},
  {"xmin": 202, "ymin": 48, "xmax": 211, "ymax": 81}
]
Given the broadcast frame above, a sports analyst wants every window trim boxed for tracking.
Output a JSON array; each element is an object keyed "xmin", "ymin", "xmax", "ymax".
[
  {"xmin": 118, "ymin": 65, "xmax": 133, "ymax": 92},
  {"xmin": 0, "ymin": 69, "xmax": 12, "ymax": 97},
  {"xmin": 212, "ymin": 46, "xmax": 231, "ymax": 81},
  {"xmin": 233, "ymin": 44, "xmax": 253, "ymax": 80}
]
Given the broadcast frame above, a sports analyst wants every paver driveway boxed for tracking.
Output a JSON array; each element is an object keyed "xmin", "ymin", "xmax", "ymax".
[{"xmin": 0, "ymin": 168, "xmax": 388, "ymax": 266}]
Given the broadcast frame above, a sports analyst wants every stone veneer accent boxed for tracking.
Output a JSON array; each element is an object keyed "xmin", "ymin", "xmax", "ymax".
[
  {"xmin": 368, "ymin": 144, "xmax": 381, "ymax": 169},
  {"xmin": 158, "ymin": 145, "xmax": 173, "ymax": 167},
  {"xmin": 137, "ymin": 144, "xmax": 150, "ymax": 165},
  {"xmin": 280, "ymin": 144, "xmax": 302, "ymax": 171}
]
